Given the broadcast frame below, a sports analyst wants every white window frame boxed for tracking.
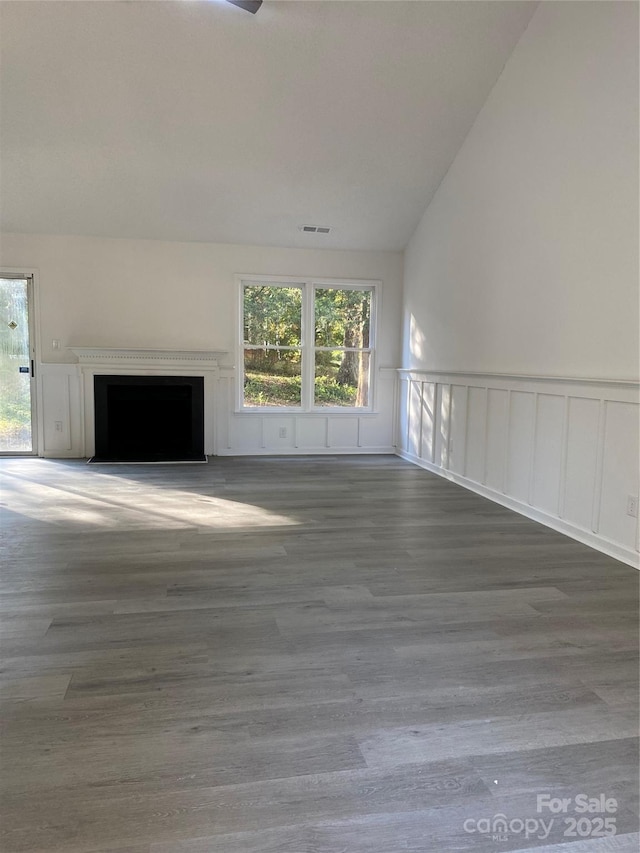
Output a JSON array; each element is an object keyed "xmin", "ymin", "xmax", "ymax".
[{"xmin": 237, "ymin": 275, "xmax": 379, "ymax": 413}]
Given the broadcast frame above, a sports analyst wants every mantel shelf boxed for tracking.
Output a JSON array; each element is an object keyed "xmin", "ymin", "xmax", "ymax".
[{"xmin": 68, "ymin": 347, "xmax": 229, "ymax": 369}]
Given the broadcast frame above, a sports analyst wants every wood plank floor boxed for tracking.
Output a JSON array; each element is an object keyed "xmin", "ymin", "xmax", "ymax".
[{"xmin": 0, "ymin": 455, "xmax": 638, "ymax": 853}]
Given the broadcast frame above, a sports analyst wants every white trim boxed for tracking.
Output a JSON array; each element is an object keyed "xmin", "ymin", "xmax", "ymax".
[
  {"xmin": 397, "ymin": 448, "xmax": 639, "ymax": 569},
  {"xmin": 218, "ymin": 446, "xmax": 395, "ymax": 457},
  {"xmin": 397, "ymin": 368, "xmax": 638, "ymax": 388},
  {"xmin": 68, "ymin": 347, "xmax": 227, "ymax": 369}
]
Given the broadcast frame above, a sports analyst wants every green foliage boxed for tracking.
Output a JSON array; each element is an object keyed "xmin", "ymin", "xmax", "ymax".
[
  {"xmin": 0, "ymin": 394, "xmax": 31, "ymax": 442},
  {"xmin": 243, "ymin": 285, "xmax": 302, "ymax": 346},
  {"xmin": 314, "ymin": 375, "xmax": 356, "ymax": 406},
  {"xmin": 244, "ymin": 371, "xmax": 301, "ymax": 407},
  {"xmin": 244, "ymin": 371, "xmax": 356, "ymax": 407},
  {"xmin": 244, "ymin": 348, "xmax": 301, "ymax": 377},
  {"xmin": 315, "ymin": 288, "xmax": 370, "ymax": 348},
  {"xmin": 244, "ymin": 284, "xmax": 371, "ymax": 350},
  {"xmin": 2, "ymin": 398, "xmax": 30, "ymax": 422}
]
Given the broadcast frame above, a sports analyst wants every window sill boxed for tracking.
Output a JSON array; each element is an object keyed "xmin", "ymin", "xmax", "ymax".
[{"xmin": 235, "ymin": 408, "xmax": 379, "ymax": 416}]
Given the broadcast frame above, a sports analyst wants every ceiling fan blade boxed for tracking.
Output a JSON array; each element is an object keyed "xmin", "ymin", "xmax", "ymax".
[{"xmin": 226, "ymin": 0, "xmax": 263, "ymax": 13}]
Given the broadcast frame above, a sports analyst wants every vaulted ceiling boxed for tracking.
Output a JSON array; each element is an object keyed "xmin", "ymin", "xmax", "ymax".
[{"xmin": 0, "ymin": 1, "xmax": 537, "ymax": 251}]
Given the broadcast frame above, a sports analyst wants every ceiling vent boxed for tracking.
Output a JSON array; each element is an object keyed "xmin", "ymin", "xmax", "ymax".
[{"xmin": 299, "ymin": 225, "xmax": 331, "ymax": 234}]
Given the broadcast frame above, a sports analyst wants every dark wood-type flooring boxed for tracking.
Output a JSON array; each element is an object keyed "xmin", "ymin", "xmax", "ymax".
[{"xmin": 1, "ymin": 455, "xmax": 638, "ymax": 852}]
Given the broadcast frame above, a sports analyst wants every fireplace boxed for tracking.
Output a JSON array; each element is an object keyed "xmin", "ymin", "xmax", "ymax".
[
  {"xmin": 69, "ymin": 348, "xmax": 226, "ymax": 460},
  {"xmin": 92, "ymin": 375, "xmax": 205, "ymax": 462}
]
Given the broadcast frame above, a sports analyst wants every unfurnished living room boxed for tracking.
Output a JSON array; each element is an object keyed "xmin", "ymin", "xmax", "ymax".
[{"xmin": 0, "ymin": 1, "xmax": 638, "ymax": 852}]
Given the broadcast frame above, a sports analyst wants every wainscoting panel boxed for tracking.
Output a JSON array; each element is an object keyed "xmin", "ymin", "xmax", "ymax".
[
  {"xmin": 532, "ymin": 393, "xmax": 565, "ymax": 515},
  {"xmin": 297, "ymin": 418, "xmax": 328, "ymax": 449},
  {"xmin": 397, "ymin": 370, "xmax": 639, "ymax": 566},
  {"xmin": 224, "ymin": 410, "xmax": 263, "ymax": 451},
  {"xmin": 465, "ymin": 386, "xmax": 487, "ymax": 484},
  {"xmin": 434, "ymin": 383, "xmax": 450, "ymax": 469},
  {"xmin": 358, "ymin": 404, "xmax": 394, "ymax": 450},
  {"xmin": 219, "ymin": 366, "xmax": 396, "ymax": 455},
  {"xmin": 448, "ymin": 384, "xmax": 467, "ymax": 475},
  {"xmin": 420, "ymin": 381, "xmax": 437, "ymax": 464},
  {"xmin": 506, "ymin": 390, "xmax": 535, "ymax": 503},
  {"xmin": 485, "ymin": 388, "xmax": 509, "ymax": 492},
  {"xmin": 263, "ymin": 416, "xmax": 296, "ymax": 450},
  {"xmin": 327, "ymin": 417, "xmax": 359, "ymax": 449},
  {"xmin": 39, "ymin": 364, "xmax": 82, "ymax": 457},
  {"xmin": 407, "ymin": 381, "xmax": 422, "ymax": 458},
  {"xmin": 599, "ymin": 401, "xmax": 640, "ymax": 550},
  {"xmin": 563, "ymin": 396, "xmax": 600, "ymax": 531}
]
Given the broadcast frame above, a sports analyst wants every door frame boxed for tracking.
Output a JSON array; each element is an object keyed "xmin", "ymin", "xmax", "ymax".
[{"xmin": 1, "ymin": 268, "xmax": 42, "ymax": 456}]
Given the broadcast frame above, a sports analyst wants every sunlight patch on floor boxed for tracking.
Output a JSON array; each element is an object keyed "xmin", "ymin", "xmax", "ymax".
[{"xmin": 0, "ymin": 466, "xmax": 298, "ymax": 531}]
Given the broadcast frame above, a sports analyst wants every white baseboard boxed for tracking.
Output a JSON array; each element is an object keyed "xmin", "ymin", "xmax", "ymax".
[
  {"xmin": 397, "ymin": 448, "xmax": 639, "ymax": 569},
  {"xmin": 217, "ymin": 446, "xmax": 396, "ymax": 456},
  {"xmin": 40, "ymin": 446, "xmax": 396, "ymax": 459}
]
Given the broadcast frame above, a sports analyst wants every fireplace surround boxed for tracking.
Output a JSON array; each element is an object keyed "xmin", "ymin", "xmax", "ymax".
[{"xmin": 69, "ymin": 348, "xmax": 227, "ymax": 460}]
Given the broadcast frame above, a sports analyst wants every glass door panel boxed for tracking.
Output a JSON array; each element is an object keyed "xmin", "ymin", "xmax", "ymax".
[{"xmin": 0, "ymin": 278, "xmax": 34, "ymax": 452}]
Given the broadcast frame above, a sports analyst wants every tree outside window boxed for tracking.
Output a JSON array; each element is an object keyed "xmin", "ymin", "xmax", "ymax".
[{"xmin": 241, "ymin": 279, "xmax": 376, "ymax": 410}]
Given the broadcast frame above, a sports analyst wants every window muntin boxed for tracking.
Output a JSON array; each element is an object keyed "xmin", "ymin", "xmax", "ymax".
[{"xmin": 240, "ymin": 278, "xmax": 376, "ymax": 411}]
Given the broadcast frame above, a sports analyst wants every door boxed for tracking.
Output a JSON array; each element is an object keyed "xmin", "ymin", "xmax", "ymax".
[{"xmin": 0, "ymin": 275, "xmax": 37, "ymax": 454}]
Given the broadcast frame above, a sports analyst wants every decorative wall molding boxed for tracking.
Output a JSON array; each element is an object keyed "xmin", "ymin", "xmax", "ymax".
[
  {"xmin": 216, "ymin": 366, "xmax": 396, "ymax": 456},
  {"xmin": 69, "ymin": 347, "xmax": 229, "ymax": 370},
  {"xmin": 397, "ymin": 368, "xmax": 639, "ymax": 391},
  {"xmin": 396, "ymin": 369, "xmax": 640, "ymax": 567},
  {"xmin": 36, "ymin": 361, "xmax": 397, "ymax": 459},
  {"xmin": 38, "ymin": 363, "xmax": 82, "ymax": 458}
]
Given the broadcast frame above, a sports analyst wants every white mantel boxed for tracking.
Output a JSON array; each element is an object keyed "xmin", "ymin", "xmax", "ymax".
[
  {"xmin": 69, "ymin": 347, "xmax": 230, "ymax": 458},
  {"xmin": 69, "ymin": 347, "xmax": 230, "ymax": 371}
]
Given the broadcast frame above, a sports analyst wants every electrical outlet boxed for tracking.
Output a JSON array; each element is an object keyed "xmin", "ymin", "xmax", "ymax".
[
  {"xmin": 278, "ymin": 427, "xmax": 287, "ymax": 439},
  {"xmin": 627, "ymin": 495, "xmax": 638, "ymax": 518},
  {"xmin": 52, "ymin": 339, "xmax": 60, "ymax": 350},
  {"xmin": 54, "ymin": 421, "xmax": 63, "ymax": 432}
]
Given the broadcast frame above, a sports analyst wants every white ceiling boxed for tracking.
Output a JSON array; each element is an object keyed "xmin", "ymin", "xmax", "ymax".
[{"xmin": 0, "ymin": 0, "xmax": 537, "ymax": 251}]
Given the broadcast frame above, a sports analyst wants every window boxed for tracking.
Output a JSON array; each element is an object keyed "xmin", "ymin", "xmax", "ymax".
[{"xmin": 239, "ymin": 277, "xmax": 377, "ymax": 411}]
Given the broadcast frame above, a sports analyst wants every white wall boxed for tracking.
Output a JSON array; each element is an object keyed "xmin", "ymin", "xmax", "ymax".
[
  {"xmin": 0, "ymin": 232, "xmax": 403, "ymax": 455},
  {"xmin": 403, "ymin": 1, "xmax": 638, "ymax": 380},
  {"xmin": 400, "ymin": 2, "xmax": 639, "ymax": 564}
]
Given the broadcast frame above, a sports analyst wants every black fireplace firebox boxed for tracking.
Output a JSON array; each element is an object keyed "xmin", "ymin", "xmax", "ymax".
[{"xmin": 92, "ymin": 375, "xmax": 205, "ymax": 462}]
